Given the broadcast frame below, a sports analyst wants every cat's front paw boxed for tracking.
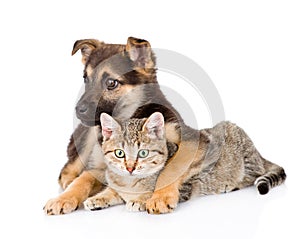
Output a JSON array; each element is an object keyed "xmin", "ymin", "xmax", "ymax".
[
  {"xmin": 146, "ymin": 187, "xmax": 179, "ymax": 214},
  {"xmin": 126, "ymin": 200, "xmax": 146, "ymax": 212},
  {"xmin": 84, "ymin": 196, "xmax": 111, "ymax": 211},
  {"xmin": 44, "ymin": 196, "xmax": 79, "ymax": 215}
]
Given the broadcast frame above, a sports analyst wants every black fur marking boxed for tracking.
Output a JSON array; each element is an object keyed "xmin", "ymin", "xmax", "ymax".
[
  {"xmin": 91, "ymin": 207, "xmax": 103, "ymax": 211},
  {"xmin": 232, "ymin": 187, "xmax": 239, "ymax": 192},
  {"xmin": 280, "ymin": 169, "xmax": 287, "ymax": 181},
  {"xmin": 104, "ymin": 150, "xmax": 113, "ymax": 155},
  {"xmin": 100, "ymin": 71, "xmax": 110, "ymax": 85},
  {"xmin": 257, "ymin": 182, "xmax": 269, "ymax": 195},
  {"xmin": 135, "ymin": 39, "xmax": 146, "ymax": 43},
  {"xmin": 152, "ymin": 150, "xmax": 165, "ymax": 155},
  {"xmin": 179, "ymin": 181, "xmax": 193, "ymax": 202}
]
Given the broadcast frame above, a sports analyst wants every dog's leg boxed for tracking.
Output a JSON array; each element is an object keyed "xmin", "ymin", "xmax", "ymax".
[
  {"xmin": 44, "ymin": 169, "xmax": 103, "ymax": 215},
  {"xmin": 58, "ymin": 125, "xmax": 98, "ymax": 189},
  {"xmin": 146, "ymin": 140, "xmax": 203, "ymax": 214}
]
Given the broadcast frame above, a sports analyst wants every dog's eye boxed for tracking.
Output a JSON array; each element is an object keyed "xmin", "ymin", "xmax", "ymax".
[{"xmin": 106, "ymin": 78, "xmax": 119, "ymax": 90}]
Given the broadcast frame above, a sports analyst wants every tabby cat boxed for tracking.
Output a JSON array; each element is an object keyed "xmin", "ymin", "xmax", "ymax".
[
  {"xmin": 84, "ymin": 112, "xmax": 175, "ymax": 211},
  {"xmin": 84, "ymin": 112, "xmax": 286, "ymax": 212}
]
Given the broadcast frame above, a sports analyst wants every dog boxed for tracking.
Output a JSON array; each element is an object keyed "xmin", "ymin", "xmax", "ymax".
[{"xmin": 44, "ymin": 37, "xmax": 285, "ymax": 215}]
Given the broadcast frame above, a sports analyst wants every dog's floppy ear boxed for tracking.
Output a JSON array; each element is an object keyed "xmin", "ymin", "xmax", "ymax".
[
  {"xmin": 126, "ymin": 37, "xmax": 155, "ymax": 70},
  {"xmin": 72, "ymin": 39, "xmax": 104, "ymax": 65}
]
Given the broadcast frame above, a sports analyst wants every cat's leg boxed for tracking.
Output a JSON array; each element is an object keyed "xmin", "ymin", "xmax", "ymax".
[
  {"xmin": 44, "ymin": 169, "xmax": 103, "ymax": 215},
  {"xmin": 84, "ymin": 187, "xmax": 124, "ymax": 210}
]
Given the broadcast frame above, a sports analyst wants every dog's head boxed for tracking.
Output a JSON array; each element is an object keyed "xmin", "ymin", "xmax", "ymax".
[{"xmin": 72, "ymin": 37, "xmax": 157, "ymax": 126}]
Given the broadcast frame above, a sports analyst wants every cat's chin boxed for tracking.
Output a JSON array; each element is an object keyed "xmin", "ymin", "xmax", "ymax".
[
  {"xmin": 117, "ymin": 171, "xmax": 156, "ymax": 179},
  {"xmin": 108, "ymin": 166, "xmax": 159, "ymax": 178}
]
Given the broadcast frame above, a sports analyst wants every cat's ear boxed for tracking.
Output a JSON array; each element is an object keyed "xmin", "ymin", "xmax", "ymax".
[
  {"xmin": 142, "ymin": 112, "xmax": 165, "ymax": 139},
  {"xmin": 100, "ymin": 113, "xmax": 121, "ymax": 141}
]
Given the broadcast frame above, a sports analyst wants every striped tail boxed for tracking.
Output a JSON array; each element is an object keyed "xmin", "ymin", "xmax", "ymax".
[{"xmin": 254, "ymin": 161, "xmax": 286, "ymax": 195}]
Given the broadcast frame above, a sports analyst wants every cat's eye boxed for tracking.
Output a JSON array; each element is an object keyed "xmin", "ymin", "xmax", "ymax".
[
  {"xmin": 138, "ymin": 149, "xmax": 149, "ymax": 158},
  {"xmin": 114, "ymin": 149, "xmax": 125, "ymax": 158},
  {"xmin": 106, "ymin": 78, "xmax": 119, "ymax": 90}
]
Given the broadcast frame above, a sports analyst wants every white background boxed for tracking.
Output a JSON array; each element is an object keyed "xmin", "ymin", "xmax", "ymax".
[{"xmin": 0, "ymin": 1, "xmax": 299, "ymax": 238}]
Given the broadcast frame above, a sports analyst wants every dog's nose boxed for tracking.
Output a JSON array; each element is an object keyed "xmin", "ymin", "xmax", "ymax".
[{"xmin": 77, "ymin": 102, "xmax": 88, "ymax": 114}]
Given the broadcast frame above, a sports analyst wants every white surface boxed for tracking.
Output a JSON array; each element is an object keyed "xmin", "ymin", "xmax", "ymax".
[{"xmin": 0, "ymin": 1, "xmax": 299, "ymax": 239}]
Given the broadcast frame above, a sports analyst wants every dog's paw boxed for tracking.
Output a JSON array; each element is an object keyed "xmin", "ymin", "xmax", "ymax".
[
  {"xmin": 84, "ymin": 196, "xmax": 111, "ymax": 211},
  {"xmin": 126, "ymin": 200, "xmax": 146, "ymax": 212},
  {"xmin": 146, "ymin": 189, "xmax": 179, "ymax": 214},
  {"xmin": 44, "ymin": 197, "xmax": 79, "ymax": 215}
]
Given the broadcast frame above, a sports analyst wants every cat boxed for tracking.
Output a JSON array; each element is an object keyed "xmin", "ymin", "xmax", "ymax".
[
  {"xmin": 84, "ymin": 112, "xmax": 177, "ymax": 211},
  {"xmin": 84, "ymin": 112, "xmax": 286, "ymax": 212}
]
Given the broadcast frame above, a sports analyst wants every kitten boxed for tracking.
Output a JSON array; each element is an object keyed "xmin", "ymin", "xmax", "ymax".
[
  {"xmin": 84, "ymin": 112, "xmax": 174, "ymax": 211},
  {"xmin": 84, "ymin": 113, "xmax": 286, "ymax": 212}
]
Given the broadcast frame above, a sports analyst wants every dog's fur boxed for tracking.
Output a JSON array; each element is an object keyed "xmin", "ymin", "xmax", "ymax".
[
  {"xmin": 44, "ymin": 37, "xmax": 209, "ymax": 215},
  {"xmin": 43, "ymin": 37, "xmax": 284, "ymax": 215}
]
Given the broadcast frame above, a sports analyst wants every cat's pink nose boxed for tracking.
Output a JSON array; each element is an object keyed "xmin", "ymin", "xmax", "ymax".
[{"xmin": 126, "ymin": 167, "xmax": 134, "ymax": 173}]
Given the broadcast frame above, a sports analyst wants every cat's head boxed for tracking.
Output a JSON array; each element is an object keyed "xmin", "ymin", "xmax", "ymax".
[{"xmin": 100, "ymin": 112, "xmax": 168, "ymax": 178}]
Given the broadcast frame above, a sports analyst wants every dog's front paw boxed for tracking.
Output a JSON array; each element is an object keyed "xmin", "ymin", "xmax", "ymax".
[
  {"xmin": 146, "ymin": 188, "xmax": 179, "ymax": 214},
  {"xmin": 44, "ymin": 196, "xmax": 79, "ymax": 215},
  {"xmin": 126, "ymin": 200, "xmax": 146, "ymax": 212},
  {"xmin": 84, "ymin": 196, "xmax": 111, "ymax": 211}
]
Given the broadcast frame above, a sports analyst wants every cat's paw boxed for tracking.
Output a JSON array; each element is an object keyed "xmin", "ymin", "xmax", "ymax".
[
  {"xmin": 146, "ymin": 188, "xmax": 179, "ymax": 214},
  {"xmin": 44, "ymin": 196, "xmax": 79, "ymax": 215},
  {"xmin": 84, "ymin": 196, "xmax": 111, "ymax": 211},
  {"xmin": 126, "ymin": 200, "xmax": 146, "ymax": 212}
]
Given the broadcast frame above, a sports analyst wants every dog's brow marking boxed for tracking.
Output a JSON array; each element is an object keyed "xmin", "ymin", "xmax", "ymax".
[{"xmin": 101, "ymin": 72, "xmax": 109, "ymax": 82}]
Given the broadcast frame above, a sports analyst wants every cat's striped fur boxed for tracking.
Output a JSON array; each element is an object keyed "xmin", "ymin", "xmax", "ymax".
[
  {"xmin": 178, "ymin": 121, "xmax": 286, "ymax": 202},
  {"xmin": 84, "ymin": 112, "xmax": 173, "ymax": 211},
  {"xmin": 44, "ymin": 37, "xmax": 286, "ymax": 215},
  {"xmin": 84, "ymin": 113, "xmax": 286, "ymax": 211}
]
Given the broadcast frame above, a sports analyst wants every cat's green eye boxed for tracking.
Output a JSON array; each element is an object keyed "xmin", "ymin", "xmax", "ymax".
[
  {"xmin": 114, "ymin": 149, "xmax": 125, "ymax": 158},
  {"xmin": 138, "ymin": 149, "xmax": 149, "ymax": 158}
]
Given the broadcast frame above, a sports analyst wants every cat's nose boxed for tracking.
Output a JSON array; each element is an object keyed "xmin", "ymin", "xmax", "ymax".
[{"xmin": 126, "ymin": 167, "xmax": 135, "ymax": 173}]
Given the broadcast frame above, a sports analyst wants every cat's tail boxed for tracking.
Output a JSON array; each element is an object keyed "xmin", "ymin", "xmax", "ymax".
[{"xmin": 254, "ymin": 159, "xmax": 286, "ymax": 195}]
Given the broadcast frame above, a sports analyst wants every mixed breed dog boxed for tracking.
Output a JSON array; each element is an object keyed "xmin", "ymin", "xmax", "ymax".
[{"xmin": 44, "ymin": 37, "xmax": 286, "ymax": 215}]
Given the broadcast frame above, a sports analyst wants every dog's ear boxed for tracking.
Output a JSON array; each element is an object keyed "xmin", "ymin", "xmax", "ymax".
[
  {"xmin": 100, "ymin": 113, "xmax": 121, "ymax": 141},
  {"xmin": 72, "ymin": 39, "xmax": 103, "ymax": 65},
  {"xmin": 126, "ymin": 37, "xmax": 155, "ymax": 70}
]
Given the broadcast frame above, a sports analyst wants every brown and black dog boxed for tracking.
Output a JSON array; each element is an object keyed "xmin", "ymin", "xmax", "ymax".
[{"xmin": 43, "ymin": 37, "xmax": 222, "ymax": 215}]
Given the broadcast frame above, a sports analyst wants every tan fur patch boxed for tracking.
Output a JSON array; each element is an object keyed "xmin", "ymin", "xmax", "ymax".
[
  {"xmin": 59, "ymin": 159, "xmax": 85, "ymax": 190},
  {"xmin": 45, "ymin": 169, "xmax": 103, "ymax": 215},
  {"xmin": 146, "ymin": 180, "xmax": 180, "ymax": 214},
  {"xmin": 165, "ymin": 123, "xmax": 180, "ymax": 144},
  {"xmin": 86, "ymin": 65, "xmax": 94, "ymax": 77},
  {"xmin": 155, "ymin": 140, "xmax": 203, "ymax": 190},
  {"xmin": 59, "ymin": 127, "xmax": 99, "ymax": 189}
]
